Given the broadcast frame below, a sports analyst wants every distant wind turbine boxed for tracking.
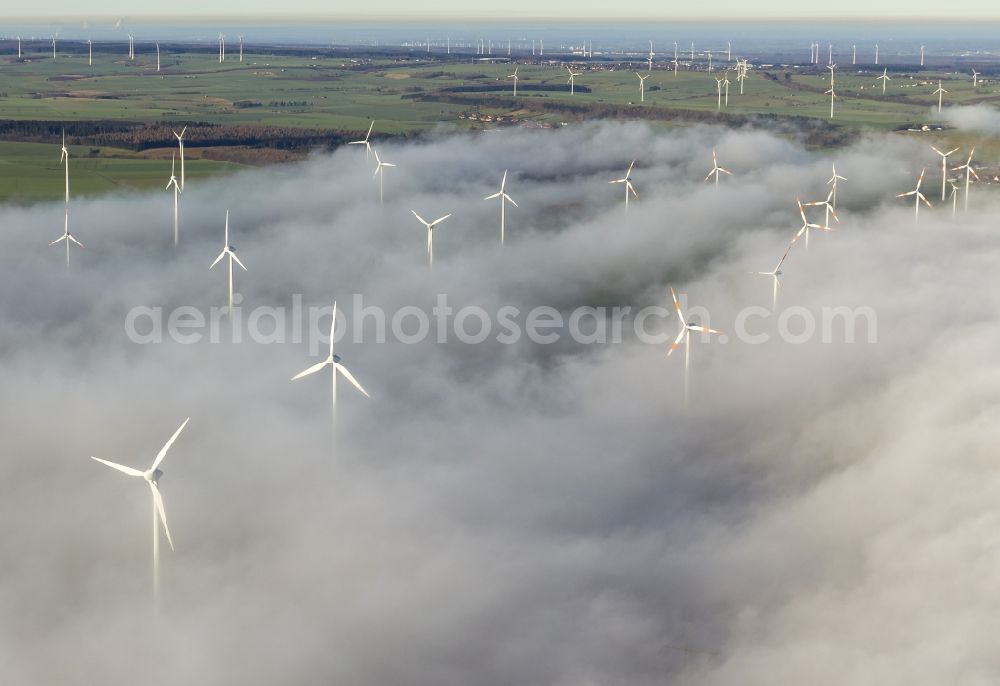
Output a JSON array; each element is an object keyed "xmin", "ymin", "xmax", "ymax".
[
  {"xmin": 166, "ymin": 154, "xmax": 181, "ymax": 246},
  {"xmin": 156, "ymin": 42, "xmax": 160, "ymax": 72},
  {"xmin": 88, "ymin": 39, "xmax": 92, "ymax": 66},
  {"xmin": 951, "ymin": 147, "xmax": 980, "ymax": 212},
  {"xmin": 349, "ymin": 121, "xmax": 375, "ymax": 160},
  {"xmin": 90, "ymin": 418, "xmax": 190, "ymax": 603},
  {"xmin": 948, "ymin": 179, "xmax": 960, "ymax": 217},
  {"xmin": 828, "ymin": 162, "xmax": 847, "ymax": 209},
  {"xmin": 59, "ymin": 129, "xmax": 69, "ymax": 204},
  {"xmin": 609, "ymin": 160, "xmax": 638, "ymax": 212},
  {"xmin": 804, "ymin": 189, "xmax": 840, "ymax": 229},
  {"xmin": 172, "ymin": 126, "xmax": 187, "ymax": 190},
  {"xmin": 826, "ymin": 64, "xmax": 837, "ymax": 118},
  {"xmin": 933, "ymin": 80, "xmax": 947, "ymax": 113},
  {"xmin": 371, "ymin": 147, "xmax": 396, "ymax": 205},
  {"xmin": 897, "ymin": 169, "xmax": 933, "ymax": 222},
  {"xmin": 715, "ymin": 76, "xmax": 724, "ymax": 111},
  {"xmin": 508, "ymin": 67, "xmax": 519, "ymax": 96},
  {"xmin": 483, "ymin": 170, "xmax": 518, "ymax": 245},
  {"xmin": 636, "ymin": 72, "xmax": 649, "ymax": 102},
  {"xmin": 209, "ymin": 211, "xmax": 247, "ymax": 313},
  {"xmin": 930, "ymin": 145, "xmax": 960, "ymax": 202},
  {"xmin": 411, "ymin": 210, "xmax": 452, "ymax": 268},
  {"xmin": 877, "ymin": 67, "xmax": 890, "ymax": 94},
  {"xmin": 667, "ymin": 287, "xmax": 723, "ymax": 407},
  {"xmin": 292, "ymin": 301, "xmax": 370, "ymax": 427},
  {"xmin": 972, "ymin": 69, "xmax": 979, "ymax": 88},
  {"xmin": 795, "ymin": 198, "xmax": 831, "ymax": 248},
  {"xmin": 49, "ymin": 211, "xmax": 84, "ymax": 265},
  {"xmin": 751, "ymin": 234, "xmax": 799, "ymax": 310},
  {"xmin": 704, "ymin": 148, "xmax": 732, "ymax": 186},
  {"xmin": 647, "ymin": 40, "xmax": 654, "ymax": 72},
  {"xmin": 566, "ymin": 65, "xmax": 581, "ymax": 95}
]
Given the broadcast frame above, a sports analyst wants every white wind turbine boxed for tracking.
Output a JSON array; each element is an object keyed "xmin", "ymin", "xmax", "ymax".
[
  {"xmin": 566, "ymin": 65, "xmax": 581, "ymax": 95},
  {"xmin": 128, "ymin": 33, "xmax": 134, "ymax": 60},
  {"xmin": 877, "ymin": 67, "xmax": 891, "ymax": 94},
  {"xmin": 972, "ymin": 69, "xmax": 979, "ymax": 88},
  {"xmin": 804, "ymin": 189, "xmax": 841, "ymax": 229},
  {"xmin": 508, "ymin": 67, "xmax": 519, "ymax": 96},
  {"xmin": 933, "ymin": 80, "xmax": 947, "ymax": 113},
  {"xmin": 715, "ymin": 76, "xmax": 724, "ymax": 111},
  {"xmin": 52, "ymin": 36, "xmax": 56, "ymax": 60},
  {"xmin": 90, "ymin": 418, "xmax": 190, "ymax": 603},
  {"xmin": 723, "ymin": 71, "xmax": 731, "ymax": 106},
  {"xmin": 609, "ymin": 160, "xmax": 638, "ymax": 212},
  {"xmin": 349, "ymin": 121, "xmax": 375, "ymax": 160},
  {"xmin": 636, "ymin": 72, "xmax": 649, "ymax": 102},
  {"xmin": 897, "ymin": 169, "xmax": 933, "ymax": 222},
  {"xmin": 484, "ymin": 170, "xmax": 518, "ymax": 244},
  {"xmin": 239, "ymin": 35, "xmax": 244, "ymax": 62},
  {"xmin": 667, "ymin": 287, "xmax": 723, "ymax": 407},
  {"xmin": 875, "ymin": 43, "xmax": 879, "ymax": 65},
  {"xmin": 209, "ymin": 211, "xmax": 247, "ymax": 313},
  {"xmin": 411, "ymin": 210, "xmax": 452, "ymax": 268},
  {"xmin": 920, "ymin": 44, "xmax": 925, "ymax": 66},
  {"xmin": 795, "ymin": 198, "xmax": 831, "ymax": 249},
  {"xmin": 172, "ymin": 126, "xmax": 187, "ymax": 190},
  {"xmin": 59, "ymin": 129, "xmax": 69, "ymax": 204},
  {"xmin": 647, "ymin": 40, "xmax": 654, "ymax": 72},
  {"xmin": 828, "ymin": 162, "xmax": 847, "ymax": 209},
  {"xmin": 166, "ymin": 154, "xmax": 181, "ymax": 246},
  {"xmin": 88, "ymin": 39, "xmax": 92, "ymax": 66},
  {"xmin": 704, "ymin": 148, "xmax": 732, "ymax": 187},
  {"xmin": 948, "ymin": 179, "xmax": 960, "ymax": 217},
  {"xmin": 49, "ymin": 211, "xmax": 84, "ymax": 265},
  {"xmin": 372, "ymin": 147, "xmax": 396, "ymax": 205},
  {"xmin": 17, "ymin": 36, "xmax": 21, "ymax": 59},
  {"xmin": 751, "ymin": 234, "xmax": 799, "ymax": 310},
  {"xmin": 930, "ymin": 145, "xmax": 960, "ymax": 202},
  {"xmin": 826, "ymin": 64, "xmax": 837, "ymax": 119},
  {"xmin": 952, "ymin": 147, "xmax": 980, "ymax": 212},
  {"xmin": 292, "ymin": 301, "xmax": 370, "ymax": 426},
  {"xmin": 852, "ymin": 44, "xmax": 856, "ymax": 65}
]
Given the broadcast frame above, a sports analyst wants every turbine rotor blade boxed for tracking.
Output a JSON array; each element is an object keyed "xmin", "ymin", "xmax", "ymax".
[
  {"xmin": 335, "ymin": 364, "xmax": 371, "ymax": 398},
  {"xmin": 151, "ymin": 417, "xmax": 190, "ymax": 472},
  {"xmin": 149, "ymin": 481, "xmax": 174, "ymax": 551},
  {"xmin": 291, "ymin": 361, "xmax": 329, "ymax": 380},
  {"xmin": 90, "ymin": 456, "xmax": 145, "ymax": 477}
]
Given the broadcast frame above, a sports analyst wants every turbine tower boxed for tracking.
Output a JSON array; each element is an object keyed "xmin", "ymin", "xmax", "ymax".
[
  {"xmin": 371, "ymin": 147, "xmax": 396, "ymax": 206},
  {"xmin": 166, "ymin": 154, "xmax": 181, "ymax": 246}
]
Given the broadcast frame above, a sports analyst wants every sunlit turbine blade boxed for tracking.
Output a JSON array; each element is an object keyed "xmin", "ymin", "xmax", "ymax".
[
  {"xmin": 669, "ymin": 287, "xmax": 686, "ymax": 327},
  {"xmin": 68, "ymin": 235, "xmax": 84, "ymax": 247},
  {"xmin": 90, "ymin": 456, "xmax": 145, "ymax": 477},
  {"xmin": 431, "ymin": 214, "xmax": 452, "ymax": 226},
  {"xmin": 411, "ymin": 210, "xmax": 428, "ymax": 226},
  {"xmin": 149, "ymin": 482, "xmax": 174, "ymax": 551},
  {"xmin": 230, "ymin": 252, "xmax": 248, "ymax": 271},
  {"xmin": 292, "ymin": 361, "xmax": 330, "ymax": 381},
  {"xmin": 335, "ymin": 364, "xmax": 371, "ymax": 398},
  {"xmin": 484, "ymin": 191, "xmax": 503, "ymax": 200},
  {"xmin": 151, "ymin": 417, "xmax": 190, "ymax": 472},
  {"xmin": 688, "ymin": 325, "xmax": 723, "ymax": 335},
  {"xmin": 667, "ymin": 328, "xmax": 686, "ymax": 357},
  {"xmin": 209, "ymin": 250, "xmax": 226, "ymax": 269}
]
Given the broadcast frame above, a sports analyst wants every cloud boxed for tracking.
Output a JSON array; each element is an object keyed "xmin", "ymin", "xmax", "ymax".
[
  {"xmin": 1, "ymin": 121, "xmax": 998, "ymax": 685},
  {"xmin": 941, "ymin": 104, "xmax": 1000, "ymax": 136}
]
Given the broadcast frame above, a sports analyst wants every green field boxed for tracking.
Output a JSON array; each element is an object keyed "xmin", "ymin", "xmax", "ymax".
[{"xmin": 1, "ymin": 44, "xmax": 998, "ymax": 202}]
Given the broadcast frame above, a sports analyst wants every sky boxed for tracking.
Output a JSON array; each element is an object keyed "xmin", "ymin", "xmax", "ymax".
[
  {"xmin": 2, "ymin": 110, "xmax": 1000, "ymax": 683},
  {"xmin": 3, "ymin": 2, "xmax": 1000, "ymax": 19}
]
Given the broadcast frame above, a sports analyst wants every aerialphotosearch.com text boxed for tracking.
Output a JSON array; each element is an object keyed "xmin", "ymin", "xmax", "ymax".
[{"xmin": 125, "ymin": 293, "xmax": 878, "ymax": 353}]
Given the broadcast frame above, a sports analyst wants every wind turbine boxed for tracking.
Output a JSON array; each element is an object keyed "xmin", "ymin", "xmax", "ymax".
[
  {"xmin": 875, "ymin": 43, "xmax": 879, "ymax": 65},
  {"xmin": 209, "ymin": 211, "xmax": 247, "ymax": 313},
  {"xmin": 88, "ymin": 39, "xmax": 92, "ymax": 66},
  {"xmin": 349, "ymin": 121, "xmax": 375, "ymax": 160},
  {"xmin": 920, "ymin": 45, "xmax": 925, "ymax": 66},
  {"xmin": 877, "ymin": 67, "xmax": 890, "ymax": 94},
  {"xmin": 952, "ymin": 147, "xmax": 980, "ymax": 212},
  {"xmin": 166, "ymin": 154, "xmax": 181, "ymax": 246},
  {"xmin": 52, "ymin": 36, "xmax": 56, "ymax": 60},
  {"xmin": 508, "ymin": 67, "xmax": 519, "ymax": 96},
  {"xmin": 704, "ymin": 148, "xmax": 732, "ymax": 187},
  {"xmin": 795, "ymin": 198, "xmax": 831, "ymax": 248},
  {"xmin": 948, "ymin": 179, "xmax": 960, "ymax": 217},
  {"xmin": 897, "ymin": 169, "xmax": 932, "ymax": 223},
  {"xmin": 972, "ymin": 69, "xmax": 979, "ymax": 88},
  {"xmin": 852, "ymin": 44, "xmax": 856, "ymax": 65},
  {"xmin": 172, "ymin": 126, "xmax": 187, "ymax": 190},
  {"xmin": 828, "ymin": 162, "xmax": 847, "ymax": 209},
  {"xmin": 609, "ymin": 160, "xmax": 638, "ymax": 212},
  {"xmin": 933, "ymin": 80, "xmax": 947, "ymax": 113},
  {"xmin": 90, "ymin": 418, "xmax": 190, "ymax": 603},
  {"xmin": 292, "ymin": 301, "xmax": 370, "ymax": 427},
  {"xmin": 49, "ymin": 211, "xmax": 84, "ymax": 265},
  {"xmin": 826, "ymin": 64, "xmax": 837, "ymax": 119},
  {"xmin": 667, "ymin": 287, "xmax": 723, "ymax": 407},
  {"xmin": 483, "ymin": 170, "xmax": 518, "ymax": 244},
  {"xmin": 411, "ymin": 210, "xmax": 452, "ymax": 268},
  {"xmin": 715, "ymin": 76, "xmax": 724, "ymax": 111},
  {"xmin": 707, "ymin": 50, "xmax": 712, "ymax": 72},
  {"xmin": 566, "ymin": 65, "xmax": 581, "ymax": 95},
  {"xmin": 647, "ymin": 40, "xmax": 654, "ymax": 72},
  {"xmin": 59, "ymin": 129, "xmax": 69, "ymax": 204},
  {"xmin": 218, "ymin": 33, "xmax": 225, "ymax": 63},
  {"xmin": 751, "ymin": 235, "xmax": 799, "ymax": 310},
  {"xmin": 636, "ymin": 72, "xmax": 649, "ymax": 102},
  {"xmin": 128, "ymin": 33, "xmax": 134, "ymax": 60},
  {"xmin": 17, "ymin": 36, "xmax": 21, "ymax": 58},
  {"xmin": 156, "ymin": 42, "xmax": 160, "ymax": 72},
  {"xmin": 371, "ymin": 147, "xmax": 395, "ymax": 206},
  {"xmin": 723, "ymin": 70, "xmax": 731, "ymax": 106},
  {"xmin": 804, "ymin": 189, "xmax": 840, "ymax": 229},
  {"xmin": 239, "ymin": 35, "xmax": 244, "ymax": 62},
  {"xmin": 930, "ymin": 145, "xmax": 960, "ymax": 202}
]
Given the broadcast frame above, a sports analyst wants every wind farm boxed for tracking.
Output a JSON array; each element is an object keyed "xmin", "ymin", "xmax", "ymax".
[{"xmin": 2, "ymin": 12, "xmax": 1000, "ymax": 686}]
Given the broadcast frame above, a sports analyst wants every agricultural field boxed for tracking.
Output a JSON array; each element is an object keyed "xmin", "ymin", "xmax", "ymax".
[{"xmin": 0, "ymin": 41, "xmax": 998, "ymax": 202}]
